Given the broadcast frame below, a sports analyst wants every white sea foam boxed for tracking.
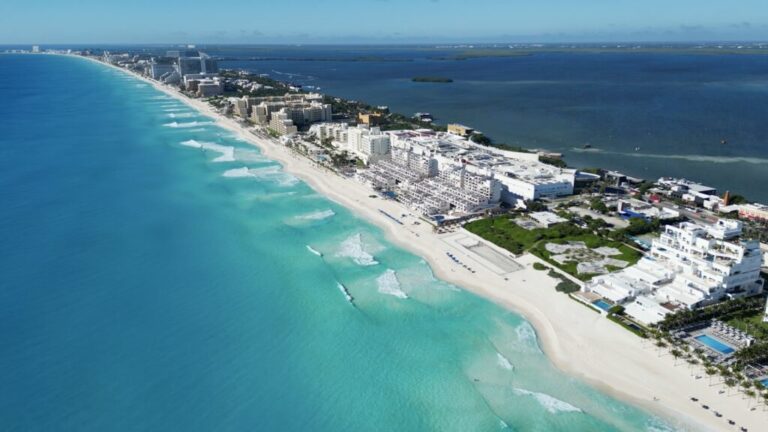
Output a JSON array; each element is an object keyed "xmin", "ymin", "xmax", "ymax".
[
  {"xmin": 151, "ymin": 95, "xmax": 171, "ymax": 100},
  {"xmin": 295, "ymin": 209, "xmax": 336, "ymax": 221},
  {"xmin": 336, "ymin": 233, "xmax": 378, "ymax": 266},
  {"xmin": 376, "ymin": 269, "xmax": 408, "ymax": 299},
  {"xmin": 233, "ymin": 149, "xmax": 269, "ymax": 163},
  {"xmin": 496, "ymin": 352, "xmax": 514, "ymax": 370},
  {"xmin": 306, "ymin": 245, "xmax": 322, "ymax": 257},
  {"xmin": 167, "ymin": 112, "xmax": 196, "ymax": 119},
  {"xmin": 222, "ymin": 167, "xmax": 254, "ymax": 178},
  {"xmin": 221, "ymin": 166, "xmax": 299, "ymax": 186},
  {"xmin": 645, "ymin": 417, "xmax": 680, "ymax": 432},
  {"xmin": 164, "ymin": 121, "xmax": 214, "ymax": 129},
  {"xmin": 163, "ymin": 107, "xmax": 186, "ymax": 112},
  {"xmin": 336, "ymin": 282, "xmax": 355, "ymax": 305},
  {"xmin": 512, "ymin": 388, "xmax": 582, "ymax": 414},
  {"xmin": 135, "ymin": 83, "xmax": 148, "ymax": 88},
  {"xmin": 515, "ymin": 322, "xmax": 541, "ymax": 353},
  {"xmin": 179, "ymin": 140, "xmax": 235, "ymax": 162}
]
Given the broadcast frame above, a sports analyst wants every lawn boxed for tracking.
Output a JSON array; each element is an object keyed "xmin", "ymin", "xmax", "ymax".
[
  {"xmin": 726, "ymin": 312, "xmax": 768, "ymax": 341},
  {"xmin": 465, "ymin": 215, "xmax": 643, "ymax": 281}
]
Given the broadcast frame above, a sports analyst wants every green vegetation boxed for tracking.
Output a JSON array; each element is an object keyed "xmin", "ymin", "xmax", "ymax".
[
  {"xmin": 657, "ymin": 296, "xmax": 767, "ymax": 331},
  {"xmin": 589, "ymin": 198, "xmax": 609, "ymax": 214},
  {"xmin": 465, "ymin": 215, "xmax": 641, "ymax": 280},
  {"xmin": 728, "ymin": 194, "xmax": 749, "ymax": 205},
  {"xmin": 464, "ymin": 216, "xmax": 579, "ymax": 255},
  {"xmin": 608, "ymin": 313, "xmax": 648, "ymax": 338},
  {"xmin": 637, "ymin": 181, "xmax": 656, "ymax": 195},
  {"xmin": 532, "ymin": 234, "xmax": 642, "ymax": 281},
  {"xmin": 726, "ymin": 311, "xmax": 768, "ymax": 341},
  {"xmin": 609, "ymin": 216, "xmax": 686, "ymax": 240},
  {"xmin": 412, "ymin": 76, "xmax": 453, "ymax": 83},
  {"xmin": 532, "ymin": 262, "xmax": 548, "ymax": 271},
  {"xmin": 539, "ymin": 156, "xmax": 567, "ymax": 168},
  {"xmin": 546, "ymin": 270, "xmax": 581, "ymax": 293}
]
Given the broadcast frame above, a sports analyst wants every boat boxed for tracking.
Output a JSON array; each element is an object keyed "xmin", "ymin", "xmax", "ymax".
[
  {"xmin": 720, "ymin": 139, "xmax": 728, "ymax": 145},
  {"xmin": 583, "ymin": 143, "xmax": 592, "ymax": 149},
  {"xmin": 634, "ymin": 146, "xmax": 641, "ymax": 151}
]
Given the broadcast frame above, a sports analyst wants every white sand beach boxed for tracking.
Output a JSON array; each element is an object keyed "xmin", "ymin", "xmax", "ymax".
[{"xmin": 80, "ymin": 54, "xmax": 768, "ymax": 432}]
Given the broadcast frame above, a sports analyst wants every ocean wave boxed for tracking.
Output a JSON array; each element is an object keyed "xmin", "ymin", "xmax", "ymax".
[
  {"xmin": 337, "ymin": 282, "xmax": 355, "ymax": 305},
  {"xmin": 164, "ymin": 121, "xmax": 214, "ymax": 129},
  {"xmin": 221, "ymin": 166, "xmax": 299, "ymax": 186},
  {"xmin": 376, "ymin": 269, "xmax": 408, "ymax": 299},
  {"xmin": 167, "ymin": 112, "xmax": 196, "ymax": 119},
  {"xmin": 515, "ymin": 322, "xmax": 541, "ymax": 353},
  {"xmin": 180, "ymin": 139, "xmax": 235, "ymax": 162},
  {"xmin": 336, "ymin": 233, "xmax": 378, "ymax": 266},
  {"xmin": 306, "ymin": 245, "xmax": 322, "ymax": 257},
  {"xmin": 496, "ymin": 352, "xmax": 514, "ymax": 370},
  {"xmin": 645, "ymin": 417, "xmax": 680, "ymax": 432},
  {"xmin": 571, "ymin": 147, "xmax": 768, "ymax": 165},
  {"xmin": 512, "ymin": 388, "xmax": 582, "ymax": 414},
  {"xmin": 162, "ymin": 107, "xmax": 186, "ymax": 112},
  {"xmin": 151, "ymin": 95, "xmax": 171, "ymax": 100},
  {"xmin": 234, "ymin": 149, "xmax": 269, "ymax": 163},
  {"xmin": 295, "ymin": 209, "xmax": 336, "ymax": 221}
]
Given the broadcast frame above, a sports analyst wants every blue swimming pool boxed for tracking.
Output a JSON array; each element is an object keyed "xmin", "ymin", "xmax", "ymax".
[
  {"xmin": 761, "ymin": 378, "xmax": 768, "ymax": 388},
  {"xmin": 695, "ymin": 335, "xmax": 735, "ymax": 354},
  {"xmin": 592, "ymin": 299, "xmax": 612, "ymax": 311}
]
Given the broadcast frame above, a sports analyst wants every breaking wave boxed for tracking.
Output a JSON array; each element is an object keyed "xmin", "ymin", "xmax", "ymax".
[
  {"xmin": 233, "ymin": 149, "xmax": 269, "ymax": 163},
  {"xmin": 167, "ymin": 112, "xmax": 196, "ymax": 119},
  {"xmin": 180, "ymin": 139, "xmax": 235, "ymax": 162},
  {"xmin": 376, "ymin": 269, "xmax": 408, "ymax": 299},
  {"xmin": 221, "ymin": 166, "xmax": 299, "ymax": 186},
  {"xmin": 515, "ymin": 322, "xmax": 541, "ymax": 353},
  {"xmin": 164, "ymin": 121, "xmax": 214, "ymax": 128},
  {"xmin": 337, "ymin": 282, "xmax": 355, "ymax": 305},
  {"xmin": 336, "ymin": 233, "xmax": 378, "ymax": 266},
  {"xmin": 512, "ymin": 388, "xmax": 582, "ymax": 414},
  {"xmin": 496, "ymin": 352, "xmax": 514, "ymax": 370},
  {"xmin": 295, "ymin": 209, "xmax": 335, "ymax": 221},
  {"xmin": 306, "ymin": 245, "xmax": 322, "ymax": 257}
]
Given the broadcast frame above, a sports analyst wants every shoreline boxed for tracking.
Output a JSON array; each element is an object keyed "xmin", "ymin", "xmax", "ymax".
[{"xmin": 74, "ymin": 54, "xmax": 766, "ymax": 431}]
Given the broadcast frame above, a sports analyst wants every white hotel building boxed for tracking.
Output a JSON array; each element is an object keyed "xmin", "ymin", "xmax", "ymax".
[{"xmin": 584, "ymin": 219, "xmax": 764, "ymax": 325}]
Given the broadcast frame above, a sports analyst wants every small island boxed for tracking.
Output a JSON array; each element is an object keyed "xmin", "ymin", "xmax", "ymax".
[{"xmin": 412, "ymin": 76, "xmax": 453, "ymax": 83}]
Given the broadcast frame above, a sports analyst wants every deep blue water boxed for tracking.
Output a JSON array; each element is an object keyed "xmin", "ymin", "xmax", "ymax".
[
  {"xmin": 212, "ymin": 47, "xmax": 768, "ymax": 202},
  {"xmin": 0, "ymin": 54, "xmax": 679, "ymax": 431}
]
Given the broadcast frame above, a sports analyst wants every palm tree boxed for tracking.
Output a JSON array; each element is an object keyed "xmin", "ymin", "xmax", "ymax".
[
  {"xmin": 744, "ymin": 389, "xmax": 756, "ymax": 409},
  {"xmin": 671, "ymin": 349, "xmax": 683, "ymax": 366},
  {"xmin": 724, "ymin": 378, "xmax": 737, "ymax": 396},
  {"xmin": 705, "ymin": 367, "xmax": 718, "ymax": 386}
]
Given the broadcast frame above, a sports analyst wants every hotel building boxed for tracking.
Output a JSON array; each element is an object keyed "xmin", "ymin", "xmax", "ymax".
[{"xmin": 586, "ymin": 219, "xmax": 764, "ymax": 325}]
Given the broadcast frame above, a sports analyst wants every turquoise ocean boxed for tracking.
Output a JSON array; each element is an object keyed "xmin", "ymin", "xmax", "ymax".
[{"xmin": 0, "ymin": 54, "xmax": 678, "ymax": 431}]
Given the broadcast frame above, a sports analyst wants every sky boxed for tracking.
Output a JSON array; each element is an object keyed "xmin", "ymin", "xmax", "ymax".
[{"xmin": 1, "ymin": 0, "xmax": 767, "ymax": 44}]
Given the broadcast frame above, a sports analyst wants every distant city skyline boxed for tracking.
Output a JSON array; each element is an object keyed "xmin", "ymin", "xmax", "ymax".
[{"xmin": 2, "ymin": 0, "xmax": 768, "ymax": 44}]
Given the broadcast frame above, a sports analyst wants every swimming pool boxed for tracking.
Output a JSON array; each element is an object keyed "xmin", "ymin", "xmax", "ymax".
[
  {"xmin": 695, "ymin": 335, "xmax": 735, "ymax": 354},
  {"xmin": 761, "ymin": 378, "xmax": 768, "ymax": 388},
  {"xmin": 592, "ymin": 299, "xmax": 612, "ymax": 311}
]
